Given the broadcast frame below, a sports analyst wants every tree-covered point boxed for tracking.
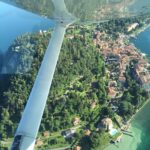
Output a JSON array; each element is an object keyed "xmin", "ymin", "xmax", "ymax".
[{"xmin": 0, "ymin": 25, "xmax": 108, "ymax": 149}]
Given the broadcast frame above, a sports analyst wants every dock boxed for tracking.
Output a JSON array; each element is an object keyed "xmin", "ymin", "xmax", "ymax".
[{"xmin": 122, "ymin": 131, "xmax": 133, "ymax": 137}]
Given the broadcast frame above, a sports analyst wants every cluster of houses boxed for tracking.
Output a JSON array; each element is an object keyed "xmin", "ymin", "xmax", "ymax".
[
  {"xmin": 93, "ymin": 30, "xmax": 150, "ymax": 97},
  {"xmin": 61, "ymin": 117, "xmax": 81, "ymax": 138},
  {"xmin": 134, "ymin": 59, "xmax": 150, "ymax": 91}
]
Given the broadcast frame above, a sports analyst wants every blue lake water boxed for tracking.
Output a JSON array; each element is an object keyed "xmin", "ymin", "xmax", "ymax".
[
  {"xmin": 131, "ymin": 27, "xmax": 150, "ymax": 57},
  {"xmin": 0, "ymin": 1, "xmax": 55, "ymax": 53}
]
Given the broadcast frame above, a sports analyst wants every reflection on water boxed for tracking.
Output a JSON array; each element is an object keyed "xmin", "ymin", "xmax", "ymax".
[
  {"xmin": 0, "ymin": 2, "xmax": 54, "ymax": 53},
  {"xmin": 0, "ymin": 2, "xmax": 54, "ymax": 73}
]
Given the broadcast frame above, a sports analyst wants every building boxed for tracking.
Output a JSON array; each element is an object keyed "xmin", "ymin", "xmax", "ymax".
[
  {"xmin": 43, "ymin": 131, "xmax": 49, "ymax": 138},
  {"xmin": 127, "ymin": 23, "xmax": 139, "ymax": 32},
  {"xmin": 134, "ymin": 63, "xmax": 150, "ymax": 91},
  {"xmin": 73, "ymin": 117, "xmax": 80, "ymax": 126},
  {"xmin": 61, "ymin": 129, "xmax": 76, "ymax": 138},
  {"xmin": 108, "ymin": 87, "xmax": 117, "ymax": 98},
  {"xmin": 85, "ymin": 129, "xmax": 91, "ymax": 136},
  {"xmin": 74, "ymin": 146, "xmax": 81, "ymax": 150},
  {"xmin": 36, "ymin": 140, "xmax": 43, "ymax": 147},
  {"xmin": 100, "ymin": 118, "xmax": 113, "ymax": 131},
  {"xmin": 91, "ymin": 101, "xmax": 97, "ymax": 109}
]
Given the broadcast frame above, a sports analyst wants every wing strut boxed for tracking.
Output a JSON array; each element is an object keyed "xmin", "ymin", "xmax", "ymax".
[{"xmin": 11, "ymin": 0, "xmax": 75, "ymax": 149}]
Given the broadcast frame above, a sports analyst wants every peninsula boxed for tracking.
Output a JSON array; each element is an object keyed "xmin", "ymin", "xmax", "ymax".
[{"xmin": 0, "ymin": 15, "xmax": 150, "ymax": 150}]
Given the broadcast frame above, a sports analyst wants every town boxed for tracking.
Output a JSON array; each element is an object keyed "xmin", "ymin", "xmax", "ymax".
[{"xmin": 94, "ymin": 28, "xmax": 150, "ymax": 97}]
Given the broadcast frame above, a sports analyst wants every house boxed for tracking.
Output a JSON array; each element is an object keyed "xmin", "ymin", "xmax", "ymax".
[
  {"xmin": 99, "ymin": 118, "xmax": 113, "ymax": 131},
  {"xmin": 133, "ymin": 63, "xmax": 150, "ymax": 91},
  {"xmin": 74, "ymin": 146, "xmax": 81, "ymax": 150},
  {"xmin": 91, "ymin": 101, "xmax": 97, "ymax": 109},
  {"xmin": 85, "ymin": 129, "xmax": 91, "ymax": 136},
  {"xmin": 14, "ymin": 46, "xmax": 20, "ymax": 52},
  {"xmin": 108, "ymin": 87, "xmax": 117, "ymax": 98},
  {"xmin": 127, "ymin": 23, "xmax": 139, "ymax": 32},
  {"xmin": 66, "ymin": 35, "xmax": 74, "ymax": 39},
  {"xmin": 73, "ymin": 117, "xmax": 80, "ymax": 126},
  {"xmin": 61, "ymin": 129, "xmax": 76, "ymax": 138},
  {"xmin": 43, "ymin": 131, "xmax": 49, "ymax": 138},
  {"xmin": 36, "ymin": 140, "xmax": 43, "ymax": 147}
]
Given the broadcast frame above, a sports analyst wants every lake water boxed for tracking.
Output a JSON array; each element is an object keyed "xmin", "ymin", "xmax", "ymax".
[
  {"xmin": 0, "ymin": 1, "xmax": 55, "ymax": 53},
  {"xmin": 0, "ymin": 2, "xmax": 55, "ymax": 73},
  {"xmin": 106, "ymin": 28, "xmax": 150, "ymax": 150},
  {"xmin": 132, "ymin": 27, "xmax": 150, "ymax": 57}
]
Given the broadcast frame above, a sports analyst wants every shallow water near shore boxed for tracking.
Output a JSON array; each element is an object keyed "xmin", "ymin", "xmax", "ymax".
[
  {"xmin": 106, "ymin": 101, "xmax": 150, "ymax": 150},
  {"xmin": 132, "ymin": 101, "xmax": 150, "ymax": 150}
]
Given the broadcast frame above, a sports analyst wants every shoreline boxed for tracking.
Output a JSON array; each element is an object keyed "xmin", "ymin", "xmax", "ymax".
[
  {"xmin": 124, "ymin": 25, "xmax": 150, "ymax": 128},
  {"xmin": 105, "ymin": 22, "xmax": 150, "ymax": 150},
  {"xmin": 129, "ymin": 22, "xmax": 150, "ymax": 37},
  {"xmin": 128, "ymin": 24, "xmax": 150, "ymax": 122},
  {"xmin": 127, "ymin": 98, "xmax": 150, "ymax": 124}
]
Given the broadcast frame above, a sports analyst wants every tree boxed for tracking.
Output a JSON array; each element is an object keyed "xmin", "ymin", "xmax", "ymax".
[
  {"xmin": 101, "ymin": 106, "xmax": 114, "ymax": 118},
  {"xmin": 49, "ymin": 139, "xmax": 57, "ymax": 145},
  {"xmin": 90, "ymin": 131, "xmax": 109, "ymax": 149},
  {"xmin": 119, "ymin": 101, "xmax": 134, "ymax": 116},
  {"xmin": 122, "ymin": 91, "xmax": 133, "ymax": 103},
  {"xmin": 80, "ymin": 136, "xmax": 92, "ymax": 150}
]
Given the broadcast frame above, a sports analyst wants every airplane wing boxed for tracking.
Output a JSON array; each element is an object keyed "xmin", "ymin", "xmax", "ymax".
[
  {"xmin": 10, "ymin": 0, "xmax": 75, "ymax": 149},
  {"xmin": 0, "ymin": 0, "xmax": 150, "ymax": 149},
  {"xmin": 11, "ymin": 23, "xmax": 67, "ymax": 150}
]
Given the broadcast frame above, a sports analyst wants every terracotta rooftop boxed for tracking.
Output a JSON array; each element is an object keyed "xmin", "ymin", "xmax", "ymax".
[{"xmin": 101, "ymin": 118, "xmax": 113, "ymax": 126}]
